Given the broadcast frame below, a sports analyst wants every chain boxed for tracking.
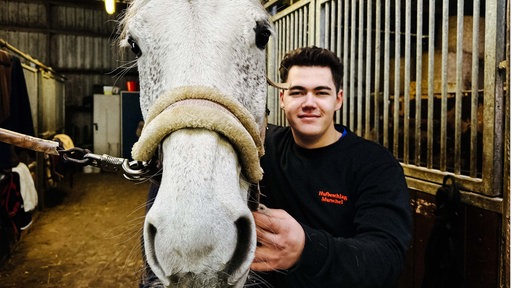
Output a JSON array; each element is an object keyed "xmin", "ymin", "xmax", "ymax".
[{"xmin": 58, "ymin": 147, "xmax": 160, "ymax": 182}]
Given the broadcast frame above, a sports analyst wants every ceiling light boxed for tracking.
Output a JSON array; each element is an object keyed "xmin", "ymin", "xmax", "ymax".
[{"xmin": 105, "ymin": 0, "xmax": 116, "ymax": 15}]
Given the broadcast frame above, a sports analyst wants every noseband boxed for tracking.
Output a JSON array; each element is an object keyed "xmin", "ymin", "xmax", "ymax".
[{"xmin": 132, "ymin": 86, "xmax": 264, "ymax": 210}]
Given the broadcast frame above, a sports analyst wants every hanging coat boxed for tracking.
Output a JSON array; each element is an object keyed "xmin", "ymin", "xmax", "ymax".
[{"xmin": 0, "ymin": 54, "xmax": 35, "ymax": 169}]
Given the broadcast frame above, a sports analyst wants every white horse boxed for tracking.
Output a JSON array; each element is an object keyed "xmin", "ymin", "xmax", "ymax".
[{"xmin": 119, "ymin": 1, "xmax": 271, "ymax": 287}]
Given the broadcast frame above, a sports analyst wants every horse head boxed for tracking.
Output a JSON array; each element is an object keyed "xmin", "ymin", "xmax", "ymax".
[{"xmin": 119, "ymin": 1, "xmax": 271, "ymax": 287}]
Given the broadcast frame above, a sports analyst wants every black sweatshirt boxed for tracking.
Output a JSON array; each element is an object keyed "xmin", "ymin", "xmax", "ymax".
[{"xmin": 252, "ymin": 124, "xmax": 412, "ymax": 288}]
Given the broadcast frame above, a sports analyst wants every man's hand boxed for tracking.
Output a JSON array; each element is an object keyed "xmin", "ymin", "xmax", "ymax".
[{"xmin": 250, "ymin": 206, "xmax": 305, "ymax": 271}]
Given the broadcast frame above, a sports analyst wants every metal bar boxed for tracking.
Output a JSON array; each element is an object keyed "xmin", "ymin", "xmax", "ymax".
[
  {"xmin": 307, "ymin": 1, "xmax": 315, "ymax": 47},
  {"xmin": 393, "ymin": 0, "xmax": 401, "ymax": 158},
  {"xmin": 0, "ymin": 128, "xmax": 59, "ymax": 155},
  {"xmin": 266, "ymin": 37, "xmax": 277, "ymax": 125},
  {"xmin": 291, "ymin": 9, "xmax": 296, "ymax": 51},
  {"xmin": 454, "ymin": 0, "xmax": 464, "ymax": 174},
  {"xmin": 440, "ymin": 0, "xmax": 449, "ymax": 171},
  {"xmin": 330, "ymin": 0, "xmax": 335, "ymax": 53},
  {"xmin": 343, "ymin": 0, "xmax": 349, "ymax": 125},
  {"xmin": 349, "ymin": 0, "xmax": 356, "ymax": 131},
  {"xmin": 278, "ymin": 19, "xmax": 284, "ymax": 126},
  {"xmin": 364, "ymin": 0, "xmax": 373, "ymax": 140},
  {"xmin": 487, "ymin": 0, "xmax": 506, "ymax": 195},
  {"xmin": 324, "ymin": 1, "xmax": 330, "ymax": 49},
  {"xmin": 357, "ymin": 0, "xmax": 364, "ymax": 136},
  {"xmin": 285, "ymin": 13, "xmax": 291, "ymax": 54},
  {"xmin": 414, "ymin": 0, "xmax": 424, "ymax": 166},
  {"xmin": 470, "ymin": 0, "xmax": 481, "ymax": 178},
  {"xmin": 298, "ymin": 5, "xmax": 304, "ymax": 47},
  {"xmin": 482, "ymin": 0, "xmax": 501, "ymax": 191},
  {"xmin": 427, "ymin": 0, "xmax": 435, "ymax": 169},
  {"xmin": 374, "ymin": 0, "xmax": 382, "ymax": 141},
  {"xmin": 336, "ymin": 0, "xmax": 342, "ymax": 124},
  {"xmin": 298, "ymin": 9, "xmax": 302, "ymax": 48},
  {"xmin": 404, "ymin": 0, "xmax": 411, "ymax": 164},
  {"xmin": 282, "ymin": 16, "xmax": 287, "ymax": 125},
  {"xmin": 501, "ymin": 2, "xmax": 510, "ymax": 281},
  {"xmin": 383, "ymin": 0, "xmax": 390, "ymax": 149}
]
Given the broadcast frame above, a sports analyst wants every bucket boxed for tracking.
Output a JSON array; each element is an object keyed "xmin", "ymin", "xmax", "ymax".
[
  {"xmin": 103, "ymin": 86, "xmax": 113, "ymax": 95},
  {"xmin": 126, "ymin": 81, "xmax": 138, "ymax": 91}
]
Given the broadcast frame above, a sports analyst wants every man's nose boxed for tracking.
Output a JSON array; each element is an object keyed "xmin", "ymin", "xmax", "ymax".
[{"xmin": 302, "ymin": 92, "xmax": 316, "ymax": 107}]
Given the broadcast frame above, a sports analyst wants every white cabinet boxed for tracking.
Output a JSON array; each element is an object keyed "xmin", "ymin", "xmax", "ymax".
[{"xmin": 93, "ymin": 94, "xmax": 120, "ymax": 156}]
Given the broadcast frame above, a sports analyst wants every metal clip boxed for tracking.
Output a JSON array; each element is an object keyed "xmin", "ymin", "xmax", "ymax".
[
  {"xmin": 122, "ymin": 160, "xmax": 158, "ymax": 182},
  {"xmin": 59, "ymin": 147, "xmax": 92, "ymax": 165},
  {"xmin": 84, "ymin": 153, "xmax": 126, "ymax": 173},
  {"xmin": 58, "ymin": 147, "xmax": 159, "ymax": 182}
]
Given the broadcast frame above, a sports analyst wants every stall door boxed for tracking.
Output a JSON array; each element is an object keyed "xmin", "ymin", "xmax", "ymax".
[{"xmin": 93, "ymin": 94, "xmax": 120, "ymax": 156}]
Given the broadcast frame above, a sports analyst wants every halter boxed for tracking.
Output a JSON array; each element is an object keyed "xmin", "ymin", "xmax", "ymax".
[{"xmin": 132, "ymin": 86, "xmax": 265, "ymax": 210}]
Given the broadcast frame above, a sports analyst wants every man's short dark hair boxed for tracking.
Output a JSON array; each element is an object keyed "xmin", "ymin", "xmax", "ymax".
[{"xmin": 279, "ymin": 46, "xmax": 343, "ymax": 91}]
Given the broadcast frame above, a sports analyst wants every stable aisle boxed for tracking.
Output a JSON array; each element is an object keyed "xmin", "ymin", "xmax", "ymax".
[{"xmin": 0, "ymin": 171, "xmax": 149, "ymax": 287}]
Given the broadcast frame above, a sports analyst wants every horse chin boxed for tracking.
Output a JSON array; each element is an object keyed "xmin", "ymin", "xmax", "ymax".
[
  {"xmin": 146, "ymin": 215, "xmax": 255, "ymax": 288},
  {"xmin": 147, "ymin": 216, "xmax": 255, "ymax": 288}
]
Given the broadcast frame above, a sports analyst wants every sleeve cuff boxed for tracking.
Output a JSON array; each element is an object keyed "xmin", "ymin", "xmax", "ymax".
[{"xmin": 290, "ymin": 224, "xmax": 330, "ymax": 276}]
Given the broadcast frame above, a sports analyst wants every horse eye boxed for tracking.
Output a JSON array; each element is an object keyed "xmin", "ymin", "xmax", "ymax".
[
  {"xmin": 127, "ymin": 37, "xmax": 142, "ymax": 58},
  {"xmin": 254, "ymin": 22, "xmax": 271, "ymax": 49}
]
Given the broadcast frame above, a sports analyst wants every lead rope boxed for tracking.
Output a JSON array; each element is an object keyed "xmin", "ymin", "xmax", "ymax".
[{"xmin": 0, "ymin": 127, "xmax": 160, "ymax": 182}]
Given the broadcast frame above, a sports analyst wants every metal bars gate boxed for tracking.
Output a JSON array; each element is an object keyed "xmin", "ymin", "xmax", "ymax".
[{"xmin": 265, "ymin": 0, "xmax": 507, "ymax": 208}]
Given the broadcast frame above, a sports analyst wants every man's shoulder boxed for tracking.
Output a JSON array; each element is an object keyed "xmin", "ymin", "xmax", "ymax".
[
  {"xmin": 265, "ymin": 124, "xmax": 290, "ymax": 139},
  {"xmin": 341, "ymin": 127, "xmax": 398, "ymax": 163}
]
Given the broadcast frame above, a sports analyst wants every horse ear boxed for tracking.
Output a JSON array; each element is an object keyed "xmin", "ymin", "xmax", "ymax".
[{"xmin": 266, "ymin": 77, "xmax": 289, "ymax": 90}]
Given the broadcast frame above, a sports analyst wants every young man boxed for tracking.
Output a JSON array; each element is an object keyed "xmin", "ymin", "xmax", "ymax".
[{"xmin": 249, "ymin": 46, "xmax": 412, "ymax": 287}]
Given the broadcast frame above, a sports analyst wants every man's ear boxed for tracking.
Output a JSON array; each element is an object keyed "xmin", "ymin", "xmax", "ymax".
[
  {"xmin": 279, "ymin": 90, "xmax": 285, "ymax": 108},
  {"xmin": 336, "ymin": 89, "xmax": 343, "ymax": 110}
]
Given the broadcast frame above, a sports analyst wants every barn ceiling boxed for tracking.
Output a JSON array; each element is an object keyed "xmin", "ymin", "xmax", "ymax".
[{"xmin": 20, "ymin": 0, "xmax": 130, "ymax": 11}]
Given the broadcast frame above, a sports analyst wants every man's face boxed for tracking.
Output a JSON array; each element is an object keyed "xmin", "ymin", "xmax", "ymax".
[{"xmin": 280, "ymin": 66, "xmax": 343, "ymax": 147}]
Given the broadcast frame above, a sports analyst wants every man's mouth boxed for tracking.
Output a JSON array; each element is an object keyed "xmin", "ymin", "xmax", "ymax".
[{"xmin": 298, "ymin": 114, "xmax": 320, "ymax": 119}]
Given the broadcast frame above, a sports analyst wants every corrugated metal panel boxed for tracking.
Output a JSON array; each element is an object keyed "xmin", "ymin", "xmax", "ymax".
[
  {"xmin": 50, "ymin": 35, "xmax": 116, "ymax": 70},
  {"xmin": 0, "ymin": 1, "xmax": 47, "ymax": 26},
  {"xmin": 0, "ymin": 0, "xmax": 133, "ymax": 108},
  {"xmin": 0, "ymin": 31, "xmax": 49, "ymax": 64},
  {"xmin": 50, "ymin": 5, "xmax": 116, "ymax": 35}
]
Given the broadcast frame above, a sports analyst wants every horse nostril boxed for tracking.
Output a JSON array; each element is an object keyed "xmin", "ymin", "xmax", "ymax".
[
  {"xmin": 224, "ymin": 216, "xmax": 253, "ymax": 276},
  {"xmin": 144, "ymin": 221, "xmax": 169, "ymax": 285},
  {"xmin": 145, "ymin": 222, "xmax": 158, "ymax": 262},
  {"xmin": 148, "ymin": 222, "xmax": 157, "ymax": 241}
]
